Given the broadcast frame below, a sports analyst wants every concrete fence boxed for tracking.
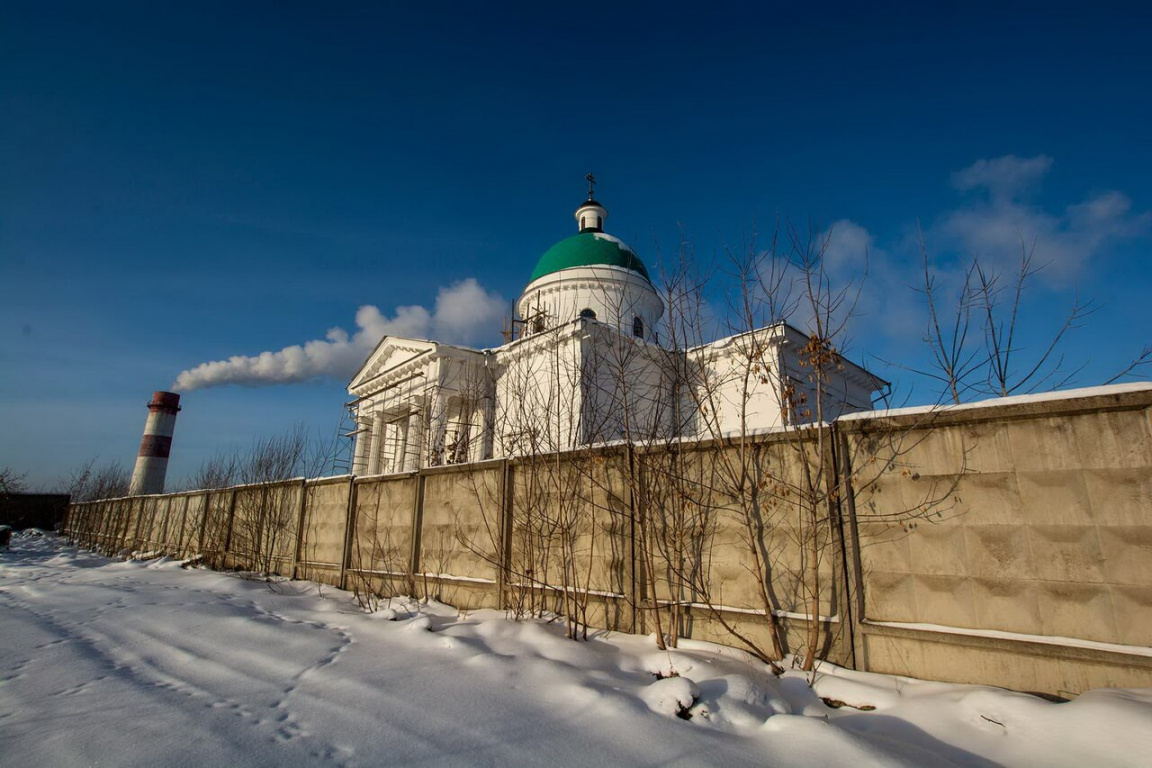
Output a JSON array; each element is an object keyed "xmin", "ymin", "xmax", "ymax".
[{"xmin": 66, "ymin": 385, "xmax": 1152, "ymax": 697}]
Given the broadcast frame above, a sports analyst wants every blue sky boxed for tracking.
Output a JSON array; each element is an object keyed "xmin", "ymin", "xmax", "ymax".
[{"xmin": 2, "ymin": 1, "xmax": 1150, "ymax": 488}]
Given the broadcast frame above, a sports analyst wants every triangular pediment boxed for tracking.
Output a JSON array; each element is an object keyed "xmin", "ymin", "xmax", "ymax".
[{"xmin": 349, "ymin": 336, "xmax": 438, "ymax": 393}]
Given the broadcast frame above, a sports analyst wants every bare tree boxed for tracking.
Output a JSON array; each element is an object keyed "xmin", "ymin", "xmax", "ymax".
[
  {"xmin": 894, "ymin": 227, "xmax": 985, "ymax": 404},
  {"xmin": 1106, "ymin": 345, "xmax": 1152, "ymax": 384},
  {"xmin": 59, "ymin": 459, "xmax": 132, "ymax": 555},
  {"xmin": 636, "ymin": 220, "xmax": 962, "ymax": 677},
  {"xmin": 660, "ymin": 225, "xmax": 796, "ymax": 667},
  {"xmin": 776, "ymin": 222, "xmax": 864, "ymax": 671},
  {"xmin": 975, "ymin": 242, "xmax": 1094, "ymax": 397},
  {"xmin": 232, "ymin": 426, "xmax": 324, "ymax": 578},
  {"xmin": 1, "ymin": 466, "xmax": 28, "ymax": 496},
  {"xmin": 64, "ymin": 458, "xmax": 131, "ymax": 502},
  {"xmin": 188, "ymin": 451, "xmax": 241, "ymax": 491},
  {"xmin": 909, "ymin": 235, "xmax": 1122, "ymax": 403}
]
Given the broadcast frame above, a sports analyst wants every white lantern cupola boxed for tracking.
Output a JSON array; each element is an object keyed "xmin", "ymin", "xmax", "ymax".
[{"xmin": 575, "ymin": 172, "xmax": 608, "ymax": 232}]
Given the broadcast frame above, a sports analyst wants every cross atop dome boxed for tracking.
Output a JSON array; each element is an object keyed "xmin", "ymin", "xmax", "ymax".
[{"xmin": 575, "ymin": 173, "xmax": 607, "ymax": 233}]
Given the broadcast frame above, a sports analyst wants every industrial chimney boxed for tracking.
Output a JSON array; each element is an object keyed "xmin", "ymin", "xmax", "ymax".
[{"xmin": 129, "ymin": 391, "xmax": 181, "ymax": 495}]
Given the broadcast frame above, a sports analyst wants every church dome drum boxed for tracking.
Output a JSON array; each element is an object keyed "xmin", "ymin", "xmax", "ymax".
[{"xmin": 517, "ymin": 185, "xmax": 663, "ymax": 340}]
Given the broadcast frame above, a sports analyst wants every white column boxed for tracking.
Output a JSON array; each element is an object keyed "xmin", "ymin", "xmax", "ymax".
[
  {"xmin": 352, "ymin": 418, "xmax": 371, "ymax": 474},
  {"xmin": 428, "ymin": 395, "xmax": 448, "ymax": 466},
  {"xmin": 404, "ymin": 409, "xmax": 425, "ymax": 471},
  {"xmin": 366, "ymin": 412, "xmax": 384, "ymax": 475},
  {"xmin": 474, "ymin": 402, "xmax": 493, "ymax": 462},
  {"xmin": 381, "ymin": 421, "xmax": 395, "ymax": 473},
  {"xmin": 394, "ymin": 418, "xmax": 410, "ymax": 473}
]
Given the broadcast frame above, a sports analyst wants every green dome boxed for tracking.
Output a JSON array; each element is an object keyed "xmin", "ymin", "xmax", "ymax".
[{"xmin": 530, "ymin": 232, "xmax": 651, "ymax": 283}]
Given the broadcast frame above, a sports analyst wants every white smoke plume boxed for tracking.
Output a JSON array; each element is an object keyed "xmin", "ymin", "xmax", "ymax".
[{"xmin": 173, "ymin": 279, "xmax": 507, "ymax": 390}]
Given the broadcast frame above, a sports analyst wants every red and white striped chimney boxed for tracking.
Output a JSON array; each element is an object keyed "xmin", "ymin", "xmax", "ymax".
[{"xmin": 129, "ymin": 391, "xmax": 181, "ymax": 495}]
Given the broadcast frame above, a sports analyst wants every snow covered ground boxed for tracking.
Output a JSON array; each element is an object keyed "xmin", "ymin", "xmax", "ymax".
[{"xmin": 3, "ymin": 532, "xmax": 1151, "ymax": 767}]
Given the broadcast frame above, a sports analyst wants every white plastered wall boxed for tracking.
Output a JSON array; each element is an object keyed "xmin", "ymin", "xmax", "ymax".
[{"xmin": 517, "ymin": 266, "xmax": 664, "ymax": 342}]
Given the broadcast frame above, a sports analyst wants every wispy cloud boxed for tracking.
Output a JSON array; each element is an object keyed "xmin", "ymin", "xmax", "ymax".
[
  {"xmin": 173, "ymin": 279, "xmax": 506, "ymax": 390},
  {"xmin": 816, "ymin": 219, "xmax": 922, "ymax": 347},
  {"xmin": 951, "ymin": 154, "xmax": 1053, "ymax": 202},
  {"xmin": 797, "ymin": 155, "xmax": 1150, "ymax": 353},
  {"xmin": 941, "ymin": 155, "xmax": 1150, "ymax": 280}
]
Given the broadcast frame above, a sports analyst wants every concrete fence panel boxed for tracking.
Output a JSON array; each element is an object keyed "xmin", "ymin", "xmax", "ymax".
[
  {"xmin": 841, "ymin": 388, "xmax": 1152, "ymax": 694},
  {"xmin": 227, "ymin": 481, "xmax": 303, "ymax": 576},
  {"xmin": 418, "ymin": 463, "xmax": 503, "ymax": 610},
  {"xmin": 348, "ymin": 474, "xmax": 419, "ymax": 601},
  {"xmin": 298, "ymin": 477, "xmax": 351, "ymax": 586}
]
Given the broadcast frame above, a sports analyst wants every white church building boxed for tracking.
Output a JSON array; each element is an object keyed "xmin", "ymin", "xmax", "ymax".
[{"xmin": 347, "ymin": 188, "xmax": 883, "ymax": 475}]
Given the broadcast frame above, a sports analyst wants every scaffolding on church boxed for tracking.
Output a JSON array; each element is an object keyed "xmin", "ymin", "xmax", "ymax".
[
  {"xmin": 329, "ymin": 400, "xmax": 364, "ymax": 476},
  {"xmin": 502, "ymin": 303, "xmax": 550, "ymax": 343}
]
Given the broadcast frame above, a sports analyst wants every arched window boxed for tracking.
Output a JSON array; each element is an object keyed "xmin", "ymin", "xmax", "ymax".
[
  {"xmin": 595, "ymin": 216, "xmax": 602, "ymax": 229},
  {"xmin": 579, "ymin": 308, "xmax": 597, "ymax": 320},
  {"xmin": 633, "ymin": 316, "xmax": 644, "ymax": 338},
  {"xmin": 533, "ymin": 317, "xmax": 545, "ymax": 334},
  {"xmin": 580, "ymin": 216, "xmax": 586, "ymax": 229}
]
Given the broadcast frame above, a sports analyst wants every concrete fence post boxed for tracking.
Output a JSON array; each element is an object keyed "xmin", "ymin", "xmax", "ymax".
[
  {"xmin": 833, "ymin": 425, "xmax": 869, "ymax": 672},
  {"xmin": 116, "ymin": 499, "xmax": 129, "ymax": 553},
  {"xmin": 197, "ymin": 491, "xmax": 212, "ymax": 556},
  {"xmin": 113, "ymin": 499, "xmax": 128, "ymax": 553},
  {"xmin": 627, "ymin": 445, "xmax": 641, "ymax": 635},
  {"xmin": 177, "ymin": 494, "xmax": 191, "ymax": 557},
  {"xmin": 339, "ymin": 476, "xmax": 359, "ymax": 590},
  {"xmin": 292, "ymin": 478, "xmax": 308, "ymax": 580},
  {"xmin": 94, "ymin": 502, "xmax": 103, "ymax": 548},
  {"xmin": 95, "ymin": 501, "xmax": 109, "ymax": 552},
  {"xmin": 222, "ymin": 488, "xmax": 238, "ymax": 565},
  {"xmin": 131, "ymin": 496, "xmax": 148, "ymax": 553},
  {"xmin": 409, "ymin": 471, "xmax": 427, "ymax": 595},
  {"xmin": 154, "ymin": 496, "xmax": 168, "ymax": 552},
  {"xmin": 99, "ymin": 501, "xmax": 110, "ymax": 550},
  {"xmin": 105, "ymin": 500, "xmax": 117, "ymax": 554},
  {"xmin": 169, "ymin": 495, "xmax": 182, "ymax": 553},
  {"xmin": 496, "ymin": 460, "xmax": 514, "ymax": 609},
  {"xmin": 94, "ymin": 502, "xmax": 102, "ymax": 548},
  {"xmin": 822, "ymin": 424, "xmax": 858, "ymax": 670}
]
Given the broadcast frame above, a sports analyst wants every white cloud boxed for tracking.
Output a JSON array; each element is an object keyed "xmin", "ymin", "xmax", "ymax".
[
  {"xmin": 173, "ymin": 279, "xmax": 506, "ymax": 390},
  {"xmin": 951, "ymin": 154, "xmax": 1053, "ymax": 202},
  {"xmin": 940, "ymin": 155, "xmax": 1150, "ymax": 280},
  {"xmin": 745, "ymin": 220, "xmax": 919, "ymax": 353},
  {"xmin": 817, "ymin": 220, "xmax": 923, "ymax": 346},
  {"xmin": 820, "ymin": 219, "xmax": 874, "ymax": 279},
  {"xmin": 429, "ymin": 277, "xmax": 508, "ymax": 344},
  {"xmin": 731, "ymin": 155, "xmax": 1150, "ymax": 394}
]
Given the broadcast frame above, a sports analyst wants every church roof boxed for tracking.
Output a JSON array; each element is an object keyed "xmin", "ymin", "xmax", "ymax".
[{"xmin": 529, "ymin": 231, "xmax": 651, "ymax": 283}]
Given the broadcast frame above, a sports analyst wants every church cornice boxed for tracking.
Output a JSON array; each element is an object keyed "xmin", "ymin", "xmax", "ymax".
[
  {"xmin": 351, "ymin": 351, "xmax": 434, "ymax": 397},
  {"xmin": 687, "ymin": 323, "xmax": 787, "ymax": 364},
  {"xmin": 349, "ymin": 337, "xmax": 439, "ymax": 393},
  {"xmin": 520, "ymin": 265, "xmax": 656, "ymax": 297},
  {"xmin": 495, "ymin": 319, "xmax": 588, "ymax": 364}
]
